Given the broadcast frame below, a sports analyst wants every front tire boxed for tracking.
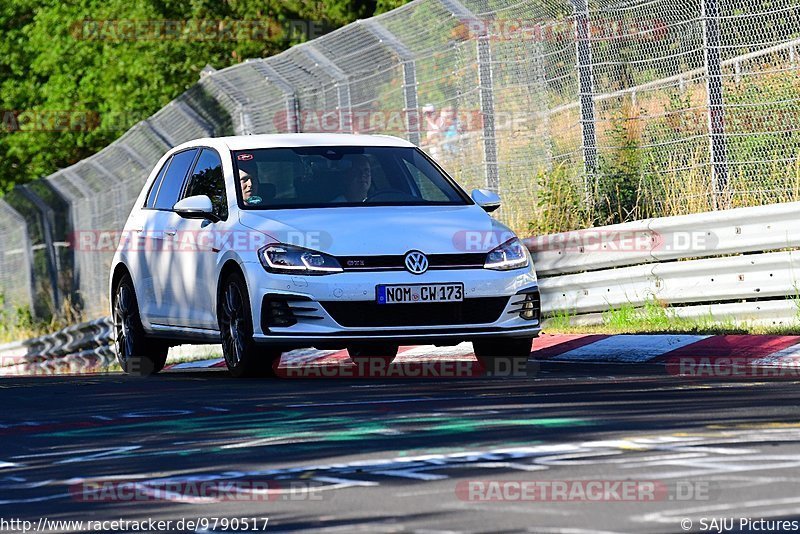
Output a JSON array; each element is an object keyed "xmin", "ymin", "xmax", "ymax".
[
  {"xmin": 473, "ymin": 337, "xmax": 534, "ymax": 376},
  {"xmin": 218, "ymin": 271, "xmax": 281, "ymax": 378},
  {"xmin": 113, "ymin": 274, "xmax": 168, "ymax": 376}
]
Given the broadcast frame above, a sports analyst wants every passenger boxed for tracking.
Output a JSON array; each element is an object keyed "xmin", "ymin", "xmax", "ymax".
[{"xmin": 239, "ymin": 169, "xmax": 262, "ymax": 205}]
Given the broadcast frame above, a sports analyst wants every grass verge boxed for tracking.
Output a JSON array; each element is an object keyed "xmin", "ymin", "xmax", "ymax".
[{"xmin": 542, "ymin": 299, "xmax": 800, "ymax": 336}]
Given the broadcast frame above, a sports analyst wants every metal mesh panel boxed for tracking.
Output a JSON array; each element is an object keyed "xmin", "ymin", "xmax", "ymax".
[
  {"xmin": 0, "ymin": 200, "xmax": 32, "ymax": 313},
  {"xmin": 200, "ymin": 62, "xmax": 289, "ymax": 135},
  {"xmin": 379, "ymin": 2, "xmax": 485, "ymax": 197},
  {"xmin": 149, "ymin": 101, "xmax": 213, "ymax": 144},
  {"xmin": 716, "ymin": 0, "xmax": 800, "ymax": 208},
  {"xmin": 267, "ymin": 48, "xmax": 341, "ymax": 126},
  {"xmin": 314, "ymin": 23, "xmax": 404, "ymax": 135}
]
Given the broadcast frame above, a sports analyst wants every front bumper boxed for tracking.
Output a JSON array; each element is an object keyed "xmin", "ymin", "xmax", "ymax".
[{"xmin": 243, "ymin": 263, "xmax": 541, "ymax": 349}]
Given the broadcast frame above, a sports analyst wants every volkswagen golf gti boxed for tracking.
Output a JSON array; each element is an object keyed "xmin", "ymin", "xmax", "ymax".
[{"xmin": 110, "ymin": 133, "xmax": 541, "ymax": 377}]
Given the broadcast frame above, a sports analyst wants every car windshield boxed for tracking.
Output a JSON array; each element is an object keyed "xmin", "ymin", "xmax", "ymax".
[{"xmin": 232, "ymin": 146, "xmax": 471, "ymax": 209}]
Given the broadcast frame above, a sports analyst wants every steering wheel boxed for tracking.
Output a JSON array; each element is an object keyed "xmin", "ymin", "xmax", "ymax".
[{"xmin": 363, "ymin": 189, "xmax": 418, "ymax": 203}]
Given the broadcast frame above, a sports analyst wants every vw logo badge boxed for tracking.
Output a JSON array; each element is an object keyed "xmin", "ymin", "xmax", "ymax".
[{"xmin": 404, "ymin": 251, "xmax": 429, "ymax": 274}]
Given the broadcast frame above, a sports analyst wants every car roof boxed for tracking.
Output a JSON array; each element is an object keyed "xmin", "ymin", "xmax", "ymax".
[{"xmin": 173, "ymin": 133, "xmax": 416, "ymax": 152}]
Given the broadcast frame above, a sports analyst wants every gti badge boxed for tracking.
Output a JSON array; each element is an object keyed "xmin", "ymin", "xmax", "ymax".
[{"xmin": 404, "ymin": 251, "xmax": 429, "ymax": 274}]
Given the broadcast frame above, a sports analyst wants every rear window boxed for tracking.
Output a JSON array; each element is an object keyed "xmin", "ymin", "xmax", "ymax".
[{"xmin": 232, "ymin": 146, "xmax": 470, "ymax": 209}]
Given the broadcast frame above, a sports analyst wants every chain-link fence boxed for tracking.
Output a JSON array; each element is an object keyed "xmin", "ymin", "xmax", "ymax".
[{"xmin": 1, "ymin": 0, "xmax": 799, "ymax": 319}]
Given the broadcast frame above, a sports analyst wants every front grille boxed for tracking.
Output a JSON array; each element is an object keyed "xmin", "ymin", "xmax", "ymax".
[
  {"xmin": 319, "ymin": 297, "xmax": 509, "ymax": 327},
  {"xmin": 338, "ymin": 253, "xmax": 485, "ymax": 271}
]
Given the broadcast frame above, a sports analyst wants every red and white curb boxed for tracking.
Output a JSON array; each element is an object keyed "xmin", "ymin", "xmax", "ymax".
[{"xmin": 163, "ymin": 334, "xmax": 800, "ymax": 376}]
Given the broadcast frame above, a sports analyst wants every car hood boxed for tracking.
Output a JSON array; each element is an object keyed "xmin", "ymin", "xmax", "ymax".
[{"xmin": 237, "ymin": 205, "xmax": 516, "ymax": 256}]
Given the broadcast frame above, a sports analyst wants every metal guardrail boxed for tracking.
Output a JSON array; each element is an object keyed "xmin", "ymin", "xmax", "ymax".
[
  {"xmin": 526, "ymin": 200, "xmax": 800, "ymax": 276},
  {"xmin": 0, "ymin": 318, "xmax": 114, "ymax": 370}
]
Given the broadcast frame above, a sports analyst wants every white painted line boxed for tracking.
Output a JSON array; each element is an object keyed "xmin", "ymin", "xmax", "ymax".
[
  {"xmin": 281, "ymin": 348, "xmax": 341, "ymax": 365},
  {"xmin": 311, "ymin": 476, "xmax": 379, "ymax": 487},
  {"xmin": 552, "ymin": 334, "xmax": 711, "ymax": 363},
  {"xmin": 752, "ymin": 343, "xmax": 800, "ymax": 365}
]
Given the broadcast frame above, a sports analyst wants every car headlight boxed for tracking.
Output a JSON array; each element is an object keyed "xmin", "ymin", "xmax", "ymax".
[
  {"xmin": 484, "ymin": 237, "xmax": 529, "ymax": 271},
  {"xmin": 259, "ymin": 244, "xmax": 343, "ymax": 275}
]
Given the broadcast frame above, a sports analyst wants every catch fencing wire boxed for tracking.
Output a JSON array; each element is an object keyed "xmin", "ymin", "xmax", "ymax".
[{"xmin": 1, "ymin": 0, "xmax": 799, "ymax": 319}]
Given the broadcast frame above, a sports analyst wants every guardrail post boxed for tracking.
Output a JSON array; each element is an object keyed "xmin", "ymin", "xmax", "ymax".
[
  {"xmin": 301, "ymin": 45, "xmax": 352, "ymax": 133},
  {"xmin": 251, "ymin": 61, "xmax": 301, "ymax": 133},
  {"xmin": 440, "ymin": 0, "xmax": 499, "ymax": 192},
  {"xmin": 702, "ymin": 0, "xmax": 729, "ymax": 208},
  {"xmin": 571, "ymin": 0, "xmax": 598, "ymax": 204},
  {"xmin": 362, "ymin": 20, "xmax": 421, "ymax": 146}
]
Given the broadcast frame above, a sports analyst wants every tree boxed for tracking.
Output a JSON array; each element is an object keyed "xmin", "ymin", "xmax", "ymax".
[{"xmin": 0, "ymin": 0, "xmax": 408, "ymax": 192}]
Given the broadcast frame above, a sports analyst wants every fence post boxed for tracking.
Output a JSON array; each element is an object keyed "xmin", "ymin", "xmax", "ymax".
[
  {"xmin": 46, "ymin": 172, "xmax": 86, "ymax": 313},
  {"xmin": 362, "ymin": 19, "xmax": 421, "ymax": 146},
  {"xmin": 252, "ymin": 61, "xmax": 300, "ymax": 133},
  {"xmin": 440, "ymin": 0, "xmax": 499, "ymax": 191},
  {"xmin": 301, "ymin": 45, "xmax": 352, "ymax": 133},
  {"xmin": 17, "ymin": 185, "xmax": 61, "ymax": 313},
  {"xmin": 571, "ymin": 0, "xmax": 598, "ymax": 204},
  {"xmin": 701, "ymin": 0, "xmax": 729, "ymax": 208}
]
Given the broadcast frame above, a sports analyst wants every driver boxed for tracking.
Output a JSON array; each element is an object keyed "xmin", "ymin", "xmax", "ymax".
[
  {"xmin": 239, "ymin": 169, "xmax": 263, "ymax": 205},
  {"xmin": 333, "ymin": 156, "xmax": 372, "ymax": 202}
]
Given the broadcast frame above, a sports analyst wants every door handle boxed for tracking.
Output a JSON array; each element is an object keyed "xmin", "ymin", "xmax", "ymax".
[{"xmin": 164, "ymin": 229, "xmax": 177, "ymax": 237}]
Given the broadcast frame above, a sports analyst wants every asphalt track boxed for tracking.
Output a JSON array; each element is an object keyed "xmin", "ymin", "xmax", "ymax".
[{"xmin": 1, "ymin": 361, "xmax": 800, "ymax": 534}]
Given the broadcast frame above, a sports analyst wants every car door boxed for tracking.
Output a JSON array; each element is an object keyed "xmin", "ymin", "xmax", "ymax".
[
  {"xmin": 129, "ymin": 156, "xmax": 171, "ymax": 325},
  {"xmin": 162, "ymin": 148, "xmax": 228, "ymax": 329},
  {"xmin": 144, "ymin": 148, "xmax": 199, "ymax": 325}
]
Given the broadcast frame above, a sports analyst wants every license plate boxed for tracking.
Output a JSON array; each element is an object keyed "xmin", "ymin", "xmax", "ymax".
[{"xmin": 376, "ymin": 283, "xmax": 464, "ymax": 304}]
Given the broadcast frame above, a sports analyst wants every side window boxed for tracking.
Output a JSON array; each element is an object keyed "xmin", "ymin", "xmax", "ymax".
[
  {"xmin": 153, "ymin": 149, "xmax": 198, "ymax": 210},
  {"xmin": 144, "ymin": 158, "xmax": 171, "ymax": 208},
  {"xmin": 401, "ymin": 159, "xmax": 449, "ymax": 201},
  {"xmin": 184, "ymin": 149, "xmax": 227, "ymax": 220}
]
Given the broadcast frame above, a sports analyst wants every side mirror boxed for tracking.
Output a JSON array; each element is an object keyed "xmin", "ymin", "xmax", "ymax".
[
  {"xmin": 471, "ymin": 189, "xmax": 501, "ymax": 213},
  {"xmin": 173, "ymin": 195, "xmax": 217, "ymax": 221}
]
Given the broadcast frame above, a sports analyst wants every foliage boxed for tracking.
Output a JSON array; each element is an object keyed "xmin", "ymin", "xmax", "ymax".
[{"xmin": 527, "ymin": 161, "xmax": 593, "ymax": 235}]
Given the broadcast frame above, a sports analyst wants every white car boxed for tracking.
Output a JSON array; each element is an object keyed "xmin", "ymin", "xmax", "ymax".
[{"xmin": 110, "ymin": 134, "xmax": 540, "ymax": 376}]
